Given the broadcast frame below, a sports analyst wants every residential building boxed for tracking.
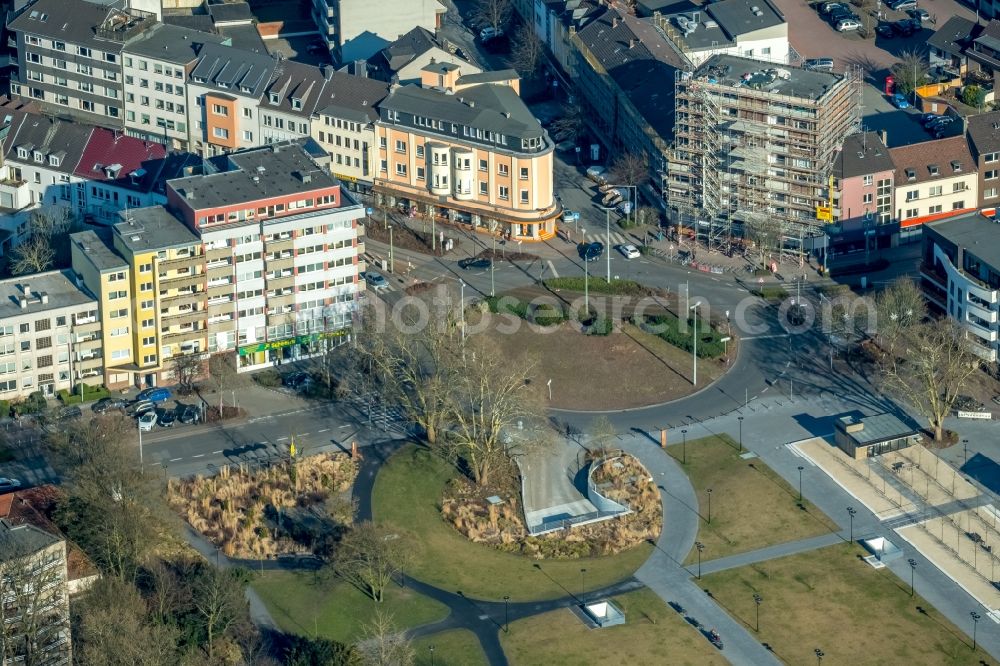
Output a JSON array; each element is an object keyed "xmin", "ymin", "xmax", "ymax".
[
  {"xmin": 0, "ymin": 269, "xmax": 100, "ymax": 401},
  {"xmin": 834, "ymin": 413, "xmax": 919, "ymax": 460},
  {"xmin": 72, "ymin": 127, "xmax": 169, "ymax": 222},
  {"xmin": 122, "ymin": 23, "xmax": 227, "ymax": 150},
  {"xmin": 7, "ymin": 0, "xmax": 156, "ymax": 125},
  {"xmin": 312, "ymin": 0, "xmax": 445, "ymax": 64},
  {"xmin": 650, "ymin": 0, "xmax": 790, "ymax": 66},
  {"xmin": 889, "ymin": 136, "xmax": 977, "ymax": 241},
  {"xmin": 517, "ymin": 0, "xmax": 601, "ymax": 78},
  {"xmin": 574, "ymin": 6, "xmax": 690, "ymax": 198},
  {"xmin": 965, "ymin": 110, "xmax": 1000, "ymax": 208},
  {"xmin": 166, "ymin": 139, "xmax": 364, "ymax": 370},
  {"xmin": 668, "ymin": 55, "xmax": 862, "ymax": 247},
  {"xmin": 368, "ymin": 27, "xmax": 481, "ymax": 86},
  {"xmin": 927, "ymin": 16, "xmax": 978, "ymax": 75},
  {"xmin": 830, "ymin": 131, "xmax": 895, "ymax": 259},
  {"xmin": 921, "ymin": 212, "xmax": 1000, "ymax": 361},
  {"xmin": 373, "ymin": 81, "xmax": 559, "ymax": 240},
  {"xmin": 311, "ymin": 71, "xmax": 390, "ymax": 193},
  {"xmin": 185, "ymin": 42, "xmax": 277, "ymax": 156},
  {"xmin": 0, "ymin": 519, "xmax": 71, "ymax": 665},
  {"xmin": 259, "ymin": 60, "xmax": 327, "ymax": 145}
]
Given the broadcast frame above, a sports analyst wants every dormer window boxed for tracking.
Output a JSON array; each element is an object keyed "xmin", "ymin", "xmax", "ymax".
[
  {"xmin": 928, "ymin": 164, "xmax": 939, "ymax": 176},
  {"xmin": 48, "ymin": 155, "xmax": 61, "ymax": 167},
  {"xmin": 16, "ymin": 147, "xmax": 28, "ymax": 159},
  {"xmin": 241, "ymin": 86, "xmax": 252, "ymax": 94},
  {"xmin": 193, "ymin": 76, "xmax": 207, "ymax": 84},
  {"xmin": 269, "ymin": 92, "xmax": 280, "ymax": 104},
  {"xmin": 32, "ymin": 151, "xmax": 43, "ymax": 163},
  {"xmin": 951, "ymin": 160, "xmax": 962, "ymax": 172},
  {"xmin": 905, "ymin": 168, "xmax": 916, "ymax": 181},
  {"xmin": 291, "ymin": 98, "xmax": 302, "ymax": 110}
]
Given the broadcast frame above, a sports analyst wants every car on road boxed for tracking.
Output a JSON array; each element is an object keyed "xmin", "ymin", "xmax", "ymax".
[
  {"xmin": 874, "ymin": 23, "xmax": 895, "ymax": 38},
  {"xmin": 156, "ymin": 408, "xmax": 176, "ymax": 428},
  {"xmin": 282, "ymin": 371, "xmax": 313, "ymax": 389},
  {"xmin": 561, "ymin": 209, "xmax": 580, "ymax": 223},
  {"xmin": 803, "ymin": 58, "xmax": 834, "ymax": 72},
  {"xmin": 907, "ymin": 7, "xmax": 930, "ymax": 20},
  {"xmin": 136, "ymin": 387, "xmax": 172, "ymax": 403},
  {"xmin": 586, "ymin": 165, "xmax": 607, "ymax": 182},
  {"xmin": 92, "ymin": 396, "xmax": 127, "ymax": 413},
  {"xmin": 128, "ymin": 400, "xmax": 156, "ymax": 418},
  {"xmin": 177, "ymin": 404, "xmax": 200, "ymax": 425},
  {"xmin": 617, "ymin": 243, "xmax": 641, "ymax": 259},
  {"xmin": 362, "ymin": 271, "xmax": 389, "ymax": 290},
  {"xmin": 138, "ymin": 411, "xmax": 158, "ymax": 432},
  {"xmin": 891, "ymin": 92, "xmax": 911, "ymax": 109},
  {"xmin": 581, "ymin": 241, "xmax": 604, "ymax": 262},
  {"xmin": 836, "ymin": 18, "xmax": 861, "ymax": 31},
  {"xmin": 458, "ymin": 257, "xmax": 492, "ymax": 270},
  {"xmin": 0, "ymin": 478, "xmax": 21, "ymax": 492},
  {"xmin": 479, "ymin": 26, "xmax": 503, "ymax": 41}
]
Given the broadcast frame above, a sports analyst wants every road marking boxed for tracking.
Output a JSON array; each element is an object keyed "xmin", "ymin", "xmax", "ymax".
[
  {"xmin": 547, "ymin": 260, "xmax": 558, "ymax": 278},
  {"xmin": 192, "ymin": 454, "xmax": 205, "ymax": 458},
  {"xmin": 213, "ymin": 450, "xmax": 223, "ymax": 454},
  {"xmin": 169, "ymin": 457, "xmax": 183, "ymax": 462},
  {"xmin": 742, "ymin": 333, "xmax": 791, "ymax": 340},
  {"xmin": 339, "ymin": 425, "xmax": 351, "ymax": 429},
  {"xmin": 301, "ymin": 432, "xmax": 311, "ymax": 436},
  {"xmin": 318, "ymin": 428, "xmax": 329, "ymax": 433},
  {"xmin": 277, "ymin": 436, "xmax": 289, "ymax": 441}
]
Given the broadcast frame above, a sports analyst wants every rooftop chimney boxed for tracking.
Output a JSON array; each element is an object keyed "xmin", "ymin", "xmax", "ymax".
[
  {"xmin": 630, "ymin": 37, "xmax": 638, "ymax": 48},
  {"xmin": 612, "ymin": 16, "xmax": 619, "ymax": 28},
  {"xmin": 19, "ymin": 298, "xmax": 26, "ymax": 309},
  {"xmin": 22, "ymin": 284, "xmax": 30, "ymax": 298},
  {"xmin": 40, "ymin": 293, "xmax": 48, "ymax": 304},
  {"xmin": 879, "ymin": 129, "xmax": 888, "ymax": 147}
]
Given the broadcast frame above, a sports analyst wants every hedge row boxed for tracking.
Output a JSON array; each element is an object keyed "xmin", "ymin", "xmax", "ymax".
[
  {"xmin": 635, "ymin": 313, "xmax": 726, "ymax": 358},
  {"xmin": 484, "ymin": 296, "xmax": 566, "ymax": 326},
  {"xmin": 57, "ymin": 384, "xmax": 110, "ymax": 404},
  {"xmin": 543, "ymin": 277, "xmax": 654, "ymax": 296}
]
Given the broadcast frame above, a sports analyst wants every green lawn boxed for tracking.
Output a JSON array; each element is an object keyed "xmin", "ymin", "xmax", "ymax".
[
  {"xmin": 412, "ymin": 630, "xmax": 488, "ymax": 666},
  {"xmin": 374, "ymin": 445, "xmax": 652, "ymax": 601},
  {"xmin": 252, "ymin": 570, "xmax": 449, "ymax": 644},
  {"xmin": 500, "ymin": 589, "xmax": 725, "ymax": 666},
  {"xmin": 703, "ymin": 543, "xmax": 993, "ymax": 665},
  {"xmin": 676, "ymin": 435, "xmax": 836, "ymax": 563}
]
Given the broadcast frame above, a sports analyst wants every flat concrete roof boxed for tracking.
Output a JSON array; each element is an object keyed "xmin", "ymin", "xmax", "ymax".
[
  {"xmin": 0, "ymin": 269, "xmax": 94, "ymax": 320},
  {"xmin": 838, "ymin": 413, "xmax": 918, "ymax": 445},
  {"xmin": 114, "ymin": 206, "xmax": 200, "ymax": 254},
  {"xmin": 693, "ymin": 53, "xmax": 844, "ymax": 101},
  {"xmin": 927, "ymin": 212, "xmax": 1000, "ymax": 271}
]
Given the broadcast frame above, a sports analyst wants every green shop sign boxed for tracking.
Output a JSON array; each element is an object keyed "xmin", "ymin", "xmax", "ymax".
[{"xmin": 238, "ymin": 329, "xmax": 348, "ymax": 356}]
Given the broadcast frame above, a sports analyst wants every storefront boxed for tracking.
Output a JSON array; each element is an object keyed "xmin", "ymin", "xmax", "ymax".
[{"xmin": 237, "ymin": 329, "xmax": 349, "ymax": 369}]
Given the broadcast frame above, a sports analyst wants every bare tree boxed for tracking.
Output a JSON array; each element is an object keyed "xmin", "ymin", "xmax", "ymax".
[
  {"xmin": 610, "ymin": 151, "xmax": 650, "ymax": 188},
  {"xmin": 10, "ymin": 235, "xmax": 55, "ymax": 275},
  {"xmin": 170, "ymin": 353, "xmax": 202, "ymax": 395},
  {"xmin": 356, "ymin": 610, "xmax": 413, "ymax": 666},
  {"xmin": 471, "ymin": 0, "xmax": 512, "ymax": 35},
  {"xmin": 209, "ymin": 351, "xmax": 247, "ymax": 414},
  {"xmin": 881, "ymin": 319, "xmax": 980, "ymax": 441},
  {"xmin": 873, "ymin": 277, "xmax": 926, "ymax": 354},
  {"xmin": 26, "ymin": 207, "xmax": 73, "ymax": 238},
  {"xmin": 744, "ymin": 214, "xmax": 782, "ymax": 268},
  {"xmin": 891, "ymin": 49, "xmax": 929, "ymax": 95},
  {"xmin": 587, "ymin": 415, "xmax": 617, "ymax": 455},
  {"xmin": 334, "ymin": 522, "xmax": 408, "ymax": 603},
  {"xmin": 191, "ymin": 566, "xmax": 250, "ymax": 660},
  {"xmin": 510, "ymin": 24, "xmax": 544, "ymax": 78},
  {"xmin": 549, "ymin": 102, "xmax": 586, "ymax": 144}
]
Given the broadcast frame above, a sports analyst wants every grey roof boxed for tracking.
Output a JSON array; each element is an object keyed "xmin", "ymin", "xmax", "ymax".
[
  {"xmin": 926, "ymin": 212, "xmax": 1000, "ymax": 271},
  {"xmin": 966, "ymin": 111, "xmax": 1000, "ymax": 157},
  {"xmin": 705, "ymin": 0, "xmax": 784, "ymax": 37},
  {"xmin": 167, "ymin": 139, "xmax": 340, "ymax": 210},
  {"xmin": 381, "ymin": 83, "xmax": 544, "ymax": 141},
  {"xmin": 636, "ymin": 0, "xmax": 697, "ymax": 16},
  {"xmin": 378, "ymin": 26, "xmax": 438, "ymax": 72},
  {"xmin": 8, "ymin": 0, "xmax": 152, "ymax": 53},
  {"xmin": 694, "ymin": 54, "xmax": 844, "ymax": 101},
  {"xmin": 123, "ymin": 22, "xmax": 227, "ymax": 64},
  {"xmin": 70, "ymin": 229, "xmax": 127, "ymax": 271},
  {"xmin": 838, "ymin": 413, "xmax": 918, "ymax": 445},
  {"xmin": 189, "ymin": 42, "xmax": 277, "ymax": 98},
  {"xmin": 114, "ymin": 206, "xmax": 199, "ymax": 253},
  {"xmin": 3, "ymin": 112, "xmax": 92, "ymax": 176},
  {"xmin": 576, "ymin": 7, "xmax": 690, "ymax": 140},
  {"xmin": 208, "ymin": 1, "xmax": 252, "ymax": 24},
  {"xmin": 834, "ymin": 132, "xmax": 894, "ymax": 179},
  {"xmin": 161, "ymin": 12, "xmax": 217, "ymax": 33},
  {"xmin": 455, "ymin": 69, "xmax": 519, "ymax": 85},
  {"xmin": 217, "ymin": 23, "xmax": 267, "ymax": 53},
  {"xmin": 313, "ymin": 71, "xmax": 390, "ymax": 122},
  {"xmin": 927, "ymin": 16, "xmax": 978, "ymax": 57},
  {"xmin": 422, "ymin": 60, "xmax": 461, "ymax": 75},
  {"xmin": 262, "ymin": 60, "xmax": 327, "ymax": 118},
  {"xmin": 0, "ymin": 519, "xmax": 62, "ymax": 560},
  {"xmin": 662, "ymin": 10, "xmax": 735, "ymax": 49},
  {"xmin": 0, "ymin": 269, "xmax": 95, "ymax": 320}
]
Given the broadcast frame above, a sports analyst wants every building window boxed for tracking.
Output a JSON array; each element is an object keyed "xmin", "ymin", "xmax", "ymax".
[
  {"xmin": 395, "ymin": 163, "xmax": 407, "ymax": 176},
  {"xmin": 498, "ymin": 164, "xmax": 509, "ymax": 176},
  {"xmin": 986, "ymin": 170, "xmax": 998, "ymax": 180},
  {"xmin": 416, "ymin": 167, "xmax": 425, "ymax": 180},
  {"xmin": 519, "ymin": 167, "xmax": 529, "ymax": 180},
  {"xmin": 986, "ymin": 188, "xmax": 998, "ymax": 199},
  {"xmin": 213, "ymin": 127, "xmax": 230, "ymax": 139},
  {"xmin": 34, "ymin": 318, "xmax": 51, "ymax": 332},
  {"xmin": 212, "ymin": 104, "xmax": 228, "ymax": 116},
  {"xmin": 519, "ymin": 189, "xmax": 529, "ymax": 203},
  {"xmin": 380, "ymin": 160, "xmax": 387, "ymax": 172},
  {"xmin": 986, "ymin": 152, "xmax": 999, "ymax": 163},
  {"xmin": 953, "ymin": 182, "xmax": 966, "ymax": 192},
  {"xmin": 929, "ymin": 204, "xmax": 943, "ymax": 214},
  {"xmin": 416, "ymin": 145, "xmax": 424, "ymax": 158},
  {"xmin": 479, "ymin": 159, "xmax": 487, "ymax": 172},
  {"xmin": 862, "ymin": 175, "xmax": 873, "ymax": 186},
  {"xmin": 498, "ymin": 185, "xmax": 509, "ymax": 200},
  {"xmin": 395, "ymin": 139, "xmax": 406, "ymax": 153},
  {"xmin": 929, "ymin": 185, "xmax": 943, "ymax": 196},
  {"xmin": 142, "ymin": 319, "xmax": 154, "ymax": 329},
  {"xmin": 905, "ymin": 208, "xmax": 918, "ymax": 218},
  {"xmin": 953, "ymin": 201, "xmax": 965, "ymax": 210},
  {"xmin": 862, "ymin": 193, "xmax": 873, "ymax": 204},
  {"xmin": 243, "ymin": 130, "xmax": 253, "ymax": 141},
  {"xmin": 36, "ymin": 336, "xmax": 51, "ymax": 349},
  {"xmin": 479, "ymin": 181, "xmax": 488, "ymax": 195},
  {"xmin": 905, "ymin": 190, "xmax": 918, "ymax": 202}
]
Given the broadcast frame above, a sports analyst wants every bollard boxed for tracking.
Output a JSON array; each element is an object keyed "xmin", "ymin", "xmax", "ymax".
[{"xmin": 660, "ymin": 429, "xmax": 667, "ymax": 449}]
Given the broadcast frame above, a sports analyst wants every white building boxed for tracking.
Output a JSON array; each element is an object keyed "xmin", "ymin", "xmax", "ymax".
[
  {"xmin": 313, "ymin": 0, "xmax": 446, "ymax": 64},
  {"xmin": 258, "ymin": 60, "xmax": 328, "ymax": 145},
  {"xmin": 652, "ymin": 0, "xmax": 790, "ymax": 66}
]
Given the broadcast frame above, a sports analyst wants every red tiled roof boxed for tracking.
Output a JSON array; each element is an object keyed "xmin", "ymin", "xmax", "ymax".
[{"xmin": 73, "ymin": 128, "xmax": 167, "ymax": 184}]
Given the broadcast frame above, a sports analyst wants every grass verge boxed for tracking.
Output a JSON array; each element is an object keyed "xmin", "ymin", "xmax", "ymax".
[
  {"xmin": 500, "ymin": 589, "xmax": 724, "ymax": 666},
  {"xmin": 374, "ymin": 446, "xmax": 652, "ymax": 601},
  {"xmin": 702, "ymin": 543, "xmax": 986, "ymax": 665},
  {"xmin": 675, "ymin": 435, "xmax": 835, "ymax": 563},
  {"xmin": 251, "ymin": 570, "xmax": 448, "ymax": 644},
  {"xmin": 412, "ymin": 630, "xmax": 487, "ymax": 666},
  {"xmin": 543, "ymin": 277, "xmax": 656, "ymax": 296}
]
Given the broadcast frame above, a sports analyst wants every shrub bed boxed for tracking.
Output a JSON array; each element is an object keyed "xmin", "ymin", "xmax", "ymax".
[
  {"xmin": 544, "ymin": 277, "xmax": 656, "ymax": 296},
  {"xmin": 754, "ymin": 285, "xmax": 789, "ymax": 300},
  {"xmin": 484, "ymin": 296, "xmax": 566, "ymax": 326},
  {"xmin": 57, "ymin": 384, "xmax": 110, "ymax": 405},
  {"xmin": 634, "ymin": 313, "xmax": 726, "ymax": 358},
  {"xmin": 254, "ymin": 368, "xmax": 283, "ymax": 387}
]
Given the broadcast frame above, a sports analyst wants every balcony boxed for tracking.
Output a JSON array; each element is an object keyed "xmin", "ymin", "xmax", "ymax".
[
  {"xmin": 158, "ymin": 254, "xmax": 202, "ymax": 270},
  {"xmin": 160, "ymin": 291, "xmax": 204, "ymax": 308},
  {"xmin": 161, "ymin": 309, "xmax": 207, "ymax": 327},
  {"xmin": 208, "ymin": 301, "xmax": 234, "ymax": 317},
  {"xmin": 267, "ymin": 275, "xmax": 295, "ymax": 291},
  {"xmin": 268, "ymin": 293, "xmax": 295, "ymax": 310},
  {"xmin": 266, "ymin": 237, "xmax": 295, "ymax": 253},
  {"xmin": 207, "ymin": 283, "xmax": 234, "ymax": 299},
  {"xmin": 162, "ymin": 328, "xmax": 206, "ymax": 345},
  {"xmin": 159, "ymin": 273, "xmax": 205, "ymax": 291},
  {"xmin": 78, "ymin": 355, "xmax": 103, "ymax": 371},
  {"xmin": 967, "ymin": 300, "xmax": 998, "ymax": 324},
  {"xmin": 206, "ymin": 247, "xmax": 231, "ymax": 262},
  {"xmin": 266, "ymin": 256, "xmax": 295, "ymax": 273}
]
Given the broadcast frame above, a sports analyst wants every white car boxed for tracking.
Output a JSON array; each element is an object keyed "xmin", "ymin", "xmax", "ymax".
[
  {"xmin": 617, "ymin": 244, "xmax": 641, "ymax": 259},
  {"xmin": 0, "ymin": 478, "xmax": 22, "ymax": 492},
  {"xmin": 138, "ymin": 411, "xmax": 158, "ymax": 432},
  {"xmin": 836, "ymin": 18, "xmax": 861, "ymax": 31},
  {"xmin": 479, "ymin": 26, "xmax": 503, "ymax": 41}
]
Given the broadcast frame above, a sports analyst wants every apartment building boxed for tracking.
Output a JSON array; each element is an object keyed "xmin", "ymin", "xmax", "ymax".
[
  {"xmin": 0, "ymin": 519, "xmax": 71, "ymax": 665},
  {"xmin": 921, "ymin": 212, "xmax": 1000, "ymax": 361},
  {"xmin": 185, "ymin": 43, "xmax": 277, "ymax": 156},
  {"xmin": 122, "ymin": 23, "xmax": 227, "ymax": 150},
  {"xmin": 311, "ymin": 72, "xmax": 391, "ymax": 193},
  {"xmin": 889, "ymin": 136, "xmax": 978, "ymax": 242},
  {"xmin": 312, "ymin": 0, "xmax": 445, "ymax": 63},
  {"xmin": 373, "ymin": 79, "xmax": 559, "ymax": 240},
  {"xmin": 830, "ymin": 131, "xmax": 895, "ymax": 258},
  {"xmin": 70, "ymin": 230, "xmax": 135, "ymax": 389},
  {"xmin": 651, "ymin": 0, "xmax": 790, "ymax": 66},
  {"xmin": 258, "ymin": 60, "xmax": 327, "ymax": 145},
  {"xmin": 165, "ymin": 139, "xmax": 364, "ymax": 370},
  {"xmin": 7, "ymin": 0, "xmax": 155, "ymax": 125},
  {"xmin": 668, "ymin": 55, "xmax": 861, "ymax": 246},
  {"xmin": 516, "ymin": 0, "xmax": 601, "ymax": 78},
  {"xmin": 368, "ymin": 27, "xmax": 481, "ymax": 86},
  {"xmin": 0, "ymin": 269, "xmax": 100, "ymax": 401},
  {"xmin": 965, "ymin": 111, "xmax": 1000, "ymax": 209}
]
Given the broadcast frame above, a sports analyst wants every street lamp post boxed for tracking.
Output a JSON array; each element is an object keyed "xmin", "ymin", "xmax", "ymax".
[
  {"xmin": 908, "ymin": 558, "xmax": 917, "ymax": 597},
  {"xmin": 580, "ymin": 568, "xmax": 587, "ymax": 604},
  {"xmin": 815, "ymin": 648, "xmax": 825, "ymax": 666},
  {"xmin": 429, "ymin": 645, "xmax": 435, "ymax": 666},
  {"xmin": 753, "ymin": 594, "xmax": 763, "ymax": 632},
  {"xmin": 388, "ymin": 225, "xmax": 394, "ymax": 273},
  {"xmin": 706, "ymin": 488, "xmax": 713, "ymax": 524},
  {"xmin": 798, "ymin": 466, "xmax": 804, "ymax": 502},
  {"xmin": 682, "ymin": 429, "xmax": 688, "ymax": 465},
  {"xmin": 503, "ymin": 595, "xmax": 510, "ymax": 633},
  {"xmin": 460, "ymin": 281, "xmax": 466, "ymax": 349},
  {"xmin": 738, "ymin": 416, "xmax": 744, "ymax": 452},
  {"xmin": 584, "ymin": 260, "xmax": 590, "ymax": 313},
  {"xmin": 491, "ymin": 235, "xmax": 496, "ymax": 297},
  {"xmin": 847, "ymin": 506, "xmax": 857, "ymax": 542},
  {"xmin": 137, "ymin": 419, "xmax": 144, "ymax": 468},
  {"xmin": 605, "ymin": 206, "xmax": 611, "ymax": 283},
  {"xmin": 964, "ymin": 439, "xmax": 970, "ymax": 467},
  {"xmin": 690, "ymin": 301, "xmax": 702, "ymax": 386},
  {"xmin": 972, "ymin": 611, "xmax": 981, "ymax": 651},
  {"xmin": 695, "ymin": 541, "xmax": 704, "ymax": 579}
]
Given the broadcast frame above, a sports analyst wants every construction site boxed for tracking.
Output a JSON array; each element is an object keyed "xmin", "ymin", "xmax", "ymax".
[{"xmin": 666, "ymin": 54, "xmax": 862, "ymax": 260}]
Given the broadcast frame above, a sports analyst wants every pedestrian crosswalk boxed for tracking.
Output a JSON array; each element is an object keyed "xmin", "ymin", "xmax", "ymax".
[
  {"xmin": 546, "ymin": 260, "xmax": 559, "ymax": 278},
  {"xmin": 582, "ymin": 231, "xmax": 633, "ymax": 246}
]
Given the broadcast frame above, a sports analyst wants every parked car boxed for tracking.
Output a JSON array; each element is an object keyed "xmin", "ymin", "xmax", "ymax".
[
  {"xmin": 128, "ymin": 400, "xmax": 156, "ymax": 418},
  {"xmin": 458, "ymin": 257, "xmax": 492, "ymax": 270},
  {"xmin": 927, "ymin": 115, "xmax": 954, "ymax": 127},
  {"xmin": 820, "ymin": 1, "xmax": 847, "ymax": 13},
  {"xmin": 617, "ymin": 244, "xmax": 641, "ymax": 259},
  {"xmin": 479, "ymin": 26, "xmax": 503, "ymax": 41},
  {"xmin": 919, "ymin": 113, "xmax": 939, "ymax": 125},
  {"xmin": 888, "ymin": 0, "xmax": 918, "ymax": 10},
  {"xmin": 586, "ymin": 165, "xmax": 607, "ymax": 182},
  {"xmin": 56, "ymin": 405, "xmax": 82, "ymax": 422},
  {"xmin": 581, "ymin": 242, "xmax": 604, "ymax": 262},
  {"xmin": 0, "ymin": 478, "xmax": 22, "ymax": 492},
  {"xmin": 362, "ymin": 271, "xmax": 389, "ymax": 290},
  {"xmin": 156, "ymin": 408, "xmax": 176, "ymax": 428},
  {"xmin": 282, "ymin": 371, "xmax": 312, "ymax": 389},
  {"xmin": 891, "ymin": 92, "xmax": 911, "ymax": 109},
  {"xmin": 828, "ymin": 8, "xmax": 856, "ymax": 21},
  {"xmin": 874, "ymin": 23, "xmax": 895, "ymax": 37},
  {"xmin": 136, "ymin": 387, "xmax": 172, "ymax": 404},
  {"xmin": 803, "ymin": 58, "xmax": 834, "ymax": 72},
  {"xmin": 92, "ymin": 396, "xmax": 127, "ymax": 413},
  {"xmin": 892, "ymin": 18, "xmax": 919, "ymax": 35},
  {"xmin": 561, "ymin": 209, "xmax": 580, "ymax": 223},
  {"xmin": 836, "ymin": 18, "xmax": 861, "ymax": 31},
  {"xmin": 177, "ymin": 405, "xmax": 200, "ymax": 425},
  {"xmin": 908, "ymin": 7, "xmax": 930, "ymax": 20},
  {"xmin": 138, "ymin": 411, "xmax": 158, "ymax": 432}
]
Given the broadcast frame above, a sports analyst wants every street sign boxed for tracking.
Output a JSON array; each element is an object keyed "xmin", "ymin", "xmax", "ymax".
[{"xmin": 816, "ymin": 205, "xmax": 833, "ymax": 222}]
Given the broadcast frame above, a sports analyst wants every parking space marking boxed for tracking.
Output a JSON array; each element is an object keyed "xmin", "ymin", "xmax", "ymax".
[{"xmin": 547, "ymin": 260, "xmax": 559, "ymax": 278}]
